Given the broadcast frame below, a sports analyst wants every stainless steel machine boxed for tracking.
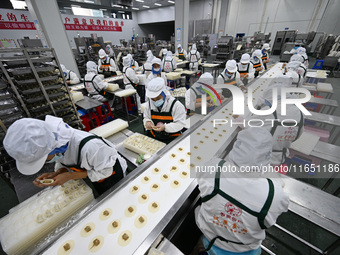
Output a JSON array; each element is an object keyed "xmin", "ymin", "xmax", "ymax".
[{"xmin": 272, "ymin": 30, "xmax": 297, "ymax": 55}]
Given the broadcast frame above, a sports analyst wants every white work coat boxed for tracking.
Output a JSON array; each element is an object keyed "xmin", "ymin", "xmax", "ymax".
[
  {"xmin": 146, "ymin": 73, "xmax": 168, "ymax": 89},
  {"xmin": 245, "ymin": 103, "xmax": 304, "ymax": 165},
  {"xmin": 142, "ymin": 62, "xmax": 153, "ymax": 77},
  {"xmin": 187, "ymin": 50, "xmax": 201, "ymax": 71},
  {"xmin": 98, "ymin": 57, "xmax": 117, "ymax": 72},
  {"xmin": 84, "ymin": 72, "xmax": 108, "ymax": 102},
  {"xmin": 54, "ymin": 129, "xmax": 127, "ymax": 182},
  {"xmin": 195, "ymin": 157, "xmax": 289, "ymax": 253},
  {"xmin": 123, "ymin": 66, "xmax": 141, "ymax": 111},
  {"xmin": 217, "ymin": 70, "xmax": 237, "ymax": 84},
  {"xmin": 236, "ymin": 62, "xmax": 255, "ymax": 86},
  {"xmin": 143, "ymin": 95, "xmax": 186, "ymax": 134},
  {"xmin": 65, "ymin": 70, "xmax": 80, "ymax": 85},
  {"xmin": 175, "ymin": 49, "xmax": 187, "ymax": 59},
  {"xmin": 250, "ymin": 58, "xmax": 264, "ymax": 70},
  {"xmin": 185, "ymin": 87, "xmax": 199, "ymax": 111},
  {"xmin": 162, "ymin": 56, "xmax": 177, "ymax": 73}
]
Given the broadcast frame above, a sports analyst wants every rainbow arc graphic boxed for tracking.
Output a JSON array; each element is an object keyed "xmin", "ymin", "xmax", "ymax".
[{"xmin": 196, "ymin": 81, "xmax": 222, "ymax": 115}]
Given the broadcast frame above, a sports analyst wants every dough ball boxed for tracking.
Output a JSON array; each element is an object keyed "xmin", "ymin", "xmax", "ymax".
[
  {"xmin": 80, "ymin": 222, "xmax": 95, "ymax": 237},
  {"xmin": 118, "ymin": 230, "xmax": 132, "ymax": 246}
]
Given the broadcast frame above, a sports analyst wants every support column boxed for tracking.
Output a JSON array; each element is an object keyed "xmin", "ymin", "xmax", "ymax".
[
  {"xmin": 26, "ymin": 0, "xmax": 80, "ymax": 77},
  {"xmin": 217, "ymin": 0, "xmax": 229, "ymax": 38},
  {"xmin": 175, "ymin": 0, "xmax": 189, "ymax": 51}
]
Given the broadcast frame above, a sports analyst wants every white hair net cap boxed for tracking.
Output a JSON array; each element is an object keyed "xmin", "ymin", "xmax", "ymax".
[
  {"xmin": 296, "ymin": 47, "xmax": 306, "ymax": 55},
  {"xmin": 240, "ymin": 53, "xmax": 251, "ymax": 64},
  {"xmin": 127, "ymin": 53, "xmax": 133, "ymax": 60},
  {"xmin": 229, "ymin": 127, "xmax": 273, "ymax": 167},
  {"xmin": 99, "ymin": 49, "xmax": 106, "ymax": 58},
  {"xmin": 146, "ymin": 77, "xmax": 165, "ymax": 98},
  {"xmin": 152, "ymin": 57, "xmax": 162, "ymax": 66},
  {"xmin": 166, "ymin": 51, "xmax": 173, "ymax": 58},
  {"xmin": 225, "ymin": 60, "xmax": 237, "ymax": 73},
  {"xmin": 177, "ymin": 44, "xmax": 182, "ymax": 49},
  {"xmin": 147, "ymin": 50, "xmax": 153, "ymax": 57},
  {"xmin": 290, "ymin": 54, "xmax": 304, "ymax": 63},
  {"xmin": 87, "ymin": 61, "xmax": 97, "ymax": 72},
  {"xmin": 252, "ymin": 49, "xmax": 262, "ymax": 58},
  {"xmin": 192, "ymin": 44, "xmax": 197, "ymax": 50},
  {"xmin": 262, "ymin": 43, "xmax": 270, "ymax": 50},
  {"xmin": 123, "ymin": 56, "xmax": 131, "ymax": 67},
  {"xmin": 3, "ymin": 116, "xmax": 73, "ymax": 175}
]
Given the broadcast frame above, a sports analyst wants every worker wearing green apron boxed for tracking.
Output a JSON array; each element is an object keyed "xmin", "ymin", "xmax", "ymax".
[
  {"xmin": 176, "ymin": 44, "xmax": 187, "ymax": 61},
  {"xmin": 143, "ymin": 77, "xmax": 186, "ymax": 143},
  {"xmin": 193, "ymin": 128, "xmax": 289, "ymax": 255},
  {"xmin": 4, "ymin": 115, "xmax": 127, "ymax": 196}
]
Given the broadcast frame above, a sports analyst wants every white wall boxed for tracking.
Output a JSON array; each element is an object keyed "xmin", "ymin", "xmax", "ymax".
[
  {"xmin": 317, "ymin": 0, "xmax": 340, "ymax": 35},
  {"xmin": 225, "ymin": 0, "xmax": 332, "ymax": 43},
  {"xmin": 0, "ymin": 9, "xmax": 145, "ymax": 49},
  {"xmin": 136, "ymin": 6, "xmax": 174, "ymax": 24},
  {"xmin": 189, "ymin": 0, "xmax": 213, "ymax": 21}
]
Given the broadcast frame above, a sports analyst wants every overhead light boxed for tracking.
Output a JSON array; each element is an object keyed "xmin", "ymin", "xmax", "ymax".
[
  {"xmin": 155, "ymin": 3, "xmax": 162, "ymax": 6},
  {"xmin": 136, "ymin": 0, "xmax": 144, "ymax": 2},
  {"xmin": 112, "ymin": 4, "xmax": 122, "ymax": 7},
  {"xmin": 71, "ymin": 5, "xmax": 81, "ymax": 8},
  {"xmin": 168, "ymin": 0, "xmax": 175, "ymax": 3},
  {"xmin": 142, "ymin": 5, "xmax": 150, "ymax": 8},
  {"xmin": 118, "ymin": 11, "xmax": 125, "ymax": 13},
  {"xmin": 132, "ymin": 7, "xmax": 139, "ymax": 10},
  {"xmin": 100, "ymin": 9, "xmax": 107, "ymax": 11}
]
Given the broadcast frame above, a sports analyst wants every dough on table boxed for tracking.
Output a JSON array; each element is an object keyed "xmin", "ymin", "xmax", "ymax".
[
  {"xmin": 169, "ymin": 153, "xmax": 176, "ymax": 159},
  {"xmin": 108, "ymin": 219, "xmax": 121, "ymax": 234},
  {"xmin": 171, "ymin": 180, "xmax": 181, "ymax": 188},
  {"xmin": 186, "ymin": 152, "xmax": 191, "ymax": 157},
  {"xmin": 141, "ymin": 176, "xmax": 151, "ymax": 184},
  {"xmin": 134, "ymin": 215, "xmax": 147, "ymax": 228},
  {"xmin": 161, "ymin": 174, "xmax": 170, "ymax": 182},
  {"xmin": 124, "ymin": 205, "xmax": 137, "ymax": 217},
  {"xmin": 118, "ymin": 230, "xmax": 132, "ymax": 246},
  {"xmin": 152, "ymin": 167, "xmax": 161, "ymax": 175},
  {"xmin": 138, "ymin": 193, "xmax": 149, "ymax": 204},
  {"xmin": 57, "ymin": 240, "xmax": 75, "ymax": 255},
  {"xmin": 170, "ymin": 166, "xmax": 178, "ymax": 172},
  {"xmin": 178, "ymin": 158, "xmax": 186, "ymax": 165},
  {"xmin": 99, "ymin": 208, "xmax": 112, "ymax": 220},
  {"xmin": 88, "ymin": 236, "xmax": 104, "ymax": 253},
  {"xmin": 180, "ymin": 171, "xmax": 189, "ymax": 179},
  {"xmin": 129, "ymin": 185, "xmax": 140, "ymax": 194},
  {"xmin": 80, "ymin": 222, "xmax": 95, "ymax": 237},
  {"xmin": 150, "ymin": 183, "xmax": 160, "ymax": 192},
  {"xmin": 148, "ymin": 201, "xmax": 160, "ymax": 213},
  {"xmin": 177, "ymin": 147, "xmax": 184, "ymax": 153}
]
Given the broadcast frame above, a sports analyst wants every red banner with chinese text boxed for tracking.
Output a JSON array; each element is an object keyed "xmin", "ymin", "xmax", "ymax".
[
  {"xmin": 0, "ymin": 21, "xmax": 35, "ymax": 30},
  {"xmin": 64, "ymin": 24, "xmax": 122, "ymax": 32}
]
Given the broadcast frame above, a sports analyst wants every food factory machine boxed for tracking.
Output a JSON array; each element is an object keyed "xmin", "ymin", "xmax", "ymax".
[{"xmin": 2, "ymin": 63, "xmax": 339, "ymax": 254}]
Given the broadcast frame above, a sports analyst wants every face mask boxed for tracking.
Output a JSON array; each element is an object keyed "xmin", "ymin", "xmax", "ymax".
[
  {"xmin": 254, "ymin": 56, "xmax": 258, "ymax": 61},
  {"xmin": 130, "ymin": 60, "xmax": 134, "ymax": 67},
  {"xmin": 63, "ymin": 72, "xmax": 67, "ymax": 77},
  {"xmin": 153, "ymin": 99, "xmax": 164, "ymax": 108},
  {"xmin": 225, "ymin": 69, "xmax": 232, "ymax": 78},
  {"xmin": 262, "ymin": 49, "xmax": 266, "ymax": 54},
  {"xmin": 152, "ymin": 66, "xmax": 161, "ymax": 75},
  {"xmin": 46, "ymin": 153, "xmax": 63, "ymax": 163}
]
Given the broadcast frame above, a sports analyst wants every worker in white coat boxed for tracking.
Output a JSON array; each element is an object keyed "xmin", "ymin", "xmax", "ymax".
[
  {"xmin": 261, "ymin": 43, "xmax": 271, "ymax": 70},
  {"xmin": 290, "ymin": 54, "xmax": 307, "ymax": 79},
  {"xmin": 122, "ymin": 56, "xmax": 142, "ymax": 110},
  {"xmin": 143, "ymin": 77, "xmax": 186, "ymax": 143},
  {"xmin": 98, "ymin": 48, "xmax": 118, "ymax": 78},
  {"xmin": 251, "ymin": 49, "xmax": 264, "ymax": 78},
  {"xmin": 175, "ymin": 44, "xmax": 187, "ymax": 61},
  {"xmin": 159, "ymin": 48, "xmax": 168, "ymax": 58},
  {"xmin": 187, "ymin": 43, "xmax": 201, "ymax": 71},
  {"xmin": 193, "ymin": 127, "xmax": 289, "ymax": 254},
  {"xmin": 142, "ymin": 50, "xmax": 154, "ymax": 77},
  {"xmin": 146, "ymin": 57, "xmax": 168, "ymax": 88},
  {"xmin": 3, "ymin": 115, "xmax": 127, "ymax": 196},
  {"xmin": 84, "ymin": 61, "xmax": 113, "ymax": 102},
  {"xmin": 185, "ymin": 72, "xmax": 215, "ymax": 114},
  {"xmin": 127, "ymin": 53, "xmax": 140, "ymax": 71},
  {"xmin": 236, "ymin": 53, "xmax": 255, "ymax": 87},
  {"xmin": 296, "ymin": 47, "xmax": 309, "ymax": 67},
  {"xmin": 242, "ymin": 77, "xmax": 304, "ymax": 165},
  {"xmin": 60, "ymin": 64, "xmax": 80, "ymax": 85},
  {"xmin": 284, "ymin": 61, "xmax": 303, "ymax": 87},
  {"xmin": 162, "ymin": 51, "xmax": 177, "ymax": 73},
  {"xmin": 217, "ymin": 60, "xmax": 247, "ymax": 92},
  {"xmin": 105, "ymin": 44, "xmax": 115, "ymax": 59}
]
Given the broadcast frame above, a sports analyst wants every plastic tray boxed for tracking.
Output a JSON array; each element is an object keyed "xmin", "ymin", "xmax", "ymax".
[
  {"xmin": 0, "ymin": 107, "xmax": 21, "ymax": 118},
  {"xmin": 25, "ymin": 91, "xmax": 65, "ymax": 104},
  {"xmin": 20, "ymin": 84, "xmax": 63, "ymax": 95},
  {"xmin": 3, "ymin": 57, "xmax": 53, "ymax": 67},
  {"xmin": 0, "ymin": 99, "xmax": 17, "ymax": 110},
  {"xmin": 15, "ymin": 74, "xmax": 59, "ymax": 86}
]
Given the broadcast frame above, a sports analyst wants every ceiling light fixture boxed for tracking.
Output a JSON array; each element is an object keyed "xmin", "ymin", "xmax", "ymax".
[
  {"xmin": 118, "ymin": 11, "xmax": 125, "ymax": 13},
  {"xmin": 112, "ymin": 4, "xmax": 122, "ymax": 7},
  {"xmin": 100, "ymin": 9, "xmax": 107, "ymax": 11},
  {"xmin": 132, "ymin": 7, "xmax": 139, "ymax": 10},
  {"xmin": 136, "ymin": 0, "xmax": 144, "ymax": 2},
  {"xmin": 142, "ymin": 5, "xmax": 150, "ymax": 8},
  {"xmin": 155, "ymin": 3, "xmax": 162, "ymax": 6},
  {"xmin": 168, "ymin": 1, "xmax": 175, "ymax": 3}
]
